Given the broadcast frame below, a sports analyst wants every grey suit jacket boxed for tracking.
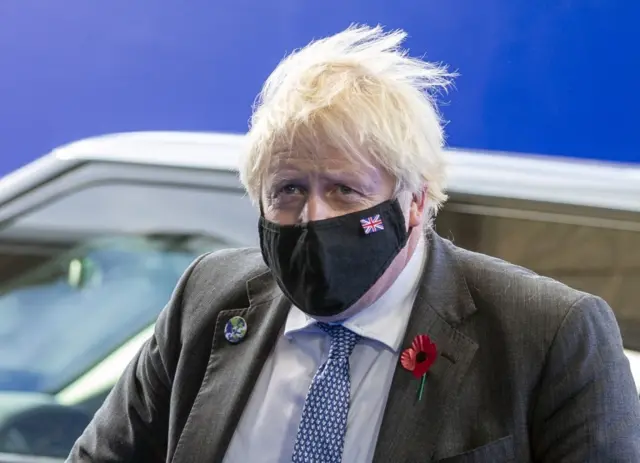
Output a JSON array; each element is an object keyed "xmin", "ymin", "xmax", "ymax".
[{"xmin": 68, "ymin": 232, "xmax": 640, "ymax": 462}]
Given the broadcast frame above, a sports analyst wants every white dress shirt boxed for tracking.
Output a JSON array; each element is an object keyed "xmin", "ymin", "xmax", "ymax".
[{"xmin": 223, "ymin": 237, "xmax": 425, "ymax": 463}]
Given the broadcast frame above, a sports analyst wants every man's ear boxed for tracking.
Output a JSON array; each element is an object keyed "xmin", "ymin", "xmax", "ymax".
[{"xmin": 408, "ymin": 187, "xmax": 428, "ymax": 229}]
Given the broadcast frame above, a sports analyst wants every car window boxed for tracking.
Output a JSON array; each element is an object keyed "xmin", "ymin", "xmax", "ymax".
[
  {"xmin": 0, "ymin": 176, "xmax": 260, "ymax": 398},
  {"xmin": 0, "ymin": 235, "xmax": 222, "ymax": 394},
  {"xmin": 436, "ymin": 203, "xmax": 640, "ymax": 350},
  {"xmin": 10, "ymin": 182, "xmax": 259, "ymax": 247}
]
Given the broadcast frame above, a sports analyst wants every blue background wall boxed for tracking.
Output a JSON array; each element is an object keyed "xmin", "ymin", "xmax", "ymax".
[{"xmin": 1, "ymin": 0, "xmax": 638, "ymax": 176}]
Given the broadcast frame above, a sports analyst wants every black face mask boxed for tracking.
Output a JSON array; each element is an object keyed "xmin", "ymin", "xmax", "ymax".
[{"xmin": 259, "ymin": 199, "xmax": 409, "ymax": 317}]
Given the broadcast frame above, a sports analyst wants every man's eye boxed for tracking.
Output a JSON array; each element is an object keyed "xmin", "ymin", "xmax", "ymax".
[
  {"xmin": 278, "ymin": 184, "xmax": 303, "ymax": 196},
  {"xmin": 337, "ymin": 185, "xmax": 356, "ymax": 195}
]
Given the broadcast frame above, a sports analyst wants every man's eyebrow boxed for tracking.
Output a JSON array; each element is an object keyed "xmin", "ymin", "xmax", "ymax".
[
  {"xmin": 264, "ymin": 170, "xmax": 304, "ymax": 189},
  {"xmin": 264, "ymin": 165, "xmax": 381, "ymax": 186}
]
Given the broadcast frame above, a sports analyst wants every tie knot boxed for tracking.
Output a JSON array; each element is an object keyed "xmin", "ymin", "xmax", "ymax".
[{"xmin": 317, "ymin": 323, "xmax": 361, "ymax": 359}]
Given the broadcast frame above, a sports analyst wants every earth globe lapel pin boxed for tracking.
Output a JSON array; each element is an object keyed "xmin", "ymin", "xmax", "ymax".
[{"xmin": 224, "ymin": 315, "xmax": 248, "ymax": 343}]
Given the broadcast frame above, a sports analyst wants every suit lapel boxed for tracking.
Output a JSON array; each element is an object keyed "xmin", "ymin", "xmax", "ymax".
[
  {"xmin": 373, "ymin": 234, "xmax": 479, "ymax": 463},
  {"xmin": 171, "ymin": 271, "xmax": 289, "ymax": 463}
]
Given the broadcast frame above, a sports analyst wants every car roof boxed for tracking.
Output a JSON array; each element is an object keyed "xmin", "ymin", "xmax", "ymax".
[
  {"xmin": 3, "ymin": 131, "xmax": 640, "ymax": 213},
  {"xmin": 53, "ymin": 131, "xmax": 245, "ymax": 171}
]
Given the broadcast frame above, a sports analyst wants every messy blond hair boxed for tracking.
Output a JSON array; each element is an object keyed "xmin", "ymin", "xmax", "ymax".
[{"xmin": 240, "ymin": 24, "xmax": 456, "ymax": 216}]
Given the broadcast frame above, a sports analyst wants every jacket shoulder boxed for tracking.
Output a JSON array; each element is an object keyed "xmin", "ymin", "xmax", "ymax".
[
  {"xmin": 450, "ymin": 241, "xmax": 589, "ymax": 320},
  {"xmin": 177, "ymin": 247, "xmax": 269, "ymax": 333},
  {"xmin": 189, "ymin": 247, "xmax": 267, "ymax": 290},
  {"xmin": 445, "ymin": 239, "xmax": 619, "ymax": 366}
]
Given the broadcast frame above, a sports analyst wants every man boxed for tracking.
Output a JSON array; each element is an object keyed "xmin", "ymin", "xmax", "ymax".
[{"xmin": 68, "ymin": 25, "xmax": 640, "ymax": 462}]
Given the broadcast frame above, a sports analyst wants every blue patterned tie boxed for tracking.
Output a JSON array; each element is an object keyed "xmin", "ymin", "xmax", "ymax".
[{"xmin": 292, "ymin": 323, "xmax": 361, "ymax": 463}]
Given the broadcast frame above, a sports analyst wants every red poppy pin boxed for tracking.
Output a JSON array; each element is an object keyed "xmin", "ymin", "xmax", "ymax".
[{"xmin": 400, "ymin": 334, "xmax": 437, "ymax": 401}]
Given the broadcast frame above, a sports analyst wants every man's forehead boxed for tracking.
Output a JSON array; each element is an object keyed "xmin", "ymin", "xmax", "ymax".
[{"xmin": 265, "ymin": 149, "xmax": 380, "ymax": 176}]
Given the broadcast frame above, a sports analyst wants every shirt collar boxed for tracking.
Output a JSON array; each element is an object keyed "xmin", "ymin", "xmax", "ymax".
[{"xmin": 284, "ymin": 235, "xmax": 426, "ymax": 352}]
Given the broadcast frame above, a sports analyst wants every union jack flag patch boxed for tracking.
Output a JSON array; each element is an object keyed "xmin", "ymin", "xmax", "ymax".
[{"xmin": 360, "ymin": 214, "xmax": 384, "ymax": 234}]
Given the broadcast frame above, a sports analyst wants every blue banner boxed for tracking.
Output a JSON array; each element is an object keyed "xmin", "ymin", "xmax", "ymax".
[{"xmin": 0, "ymin": 0, "xmax": 638, "ymax": 176}]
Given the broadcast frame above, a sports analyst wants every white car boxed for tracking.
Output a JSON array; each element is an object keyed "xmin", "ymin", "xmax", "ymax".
[{"xmin": 0, "ymin": 131, "xmax": 638, "ymax": 460}]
